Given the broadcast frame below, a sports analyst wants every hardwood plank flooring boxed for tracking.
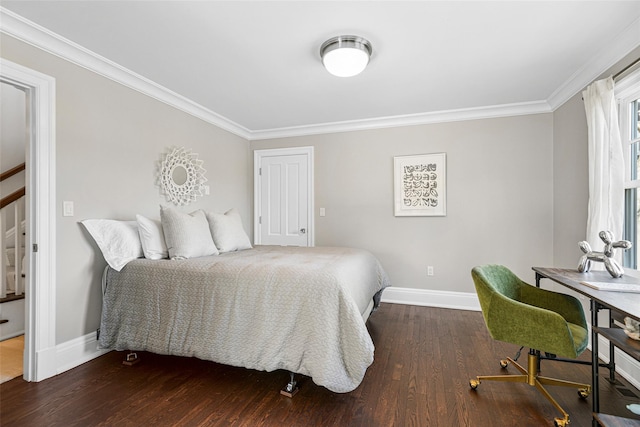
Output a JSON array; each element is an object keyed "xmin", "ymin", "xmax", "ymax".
[
  {"xmin": 0, "ymin": 335, "xmax": 24, "ymax": 384},
  {"xmin": 1, "ymin": 304, "xmax": 639, "ymax": 426}
]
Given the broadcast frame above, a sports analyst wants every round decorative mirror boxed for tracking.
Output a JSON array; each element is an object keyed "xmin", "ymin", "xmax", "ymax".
[
  {"xmin": 171, "ymin": 165, "xmax": 188, "ymax": 186},
  {"xmin": 157, "ymin": 147, "xmax": 207, "ymax": 206}
]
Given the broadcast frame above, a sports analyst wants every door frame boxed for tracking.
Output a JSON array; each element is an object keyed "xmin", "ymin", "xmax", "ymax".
[
  {"xmin": 1, "ymin": 58, "xmax": 57, "ymax": 382},
  {"xmin": 253, "ymin": 146, "xmax": 314, "ymax": 246}
]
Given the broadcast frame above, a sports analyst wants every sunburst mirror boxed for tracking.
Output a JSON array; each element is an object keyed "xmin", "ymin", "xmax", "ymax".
[{"xmin": 157, "ymin": 147, "xmax": 207, "ymax": 206}]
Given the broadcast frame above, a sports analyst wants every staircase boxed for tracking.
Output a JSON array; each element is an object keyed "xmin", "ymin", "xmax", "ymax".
[{"xmin": 0, "ymin": 163, "xmax": 26, "ymax": 340}]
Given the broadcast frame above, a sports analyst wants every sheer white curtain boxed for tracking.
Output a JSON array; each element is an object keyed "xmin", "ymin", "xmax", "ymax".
[{"xmin": 582, "ymin": 77, "xmax": 625, "ymax": 254}]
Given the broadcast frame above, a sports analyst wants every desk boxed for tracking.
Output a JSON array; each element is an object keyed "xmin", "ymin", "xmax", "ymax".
[{"xmin": 533, "ymin": 267, "xmax": 640, "ymax": 424}]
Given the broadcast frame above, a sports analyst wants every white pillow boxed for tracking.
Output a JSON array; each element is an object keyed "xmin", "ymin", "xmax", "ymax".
[
  {"xmin": 206, "ymin": 208, "xmax": 252, "ymax": 253},
  {"xmin": 136, "ymin": 214, "xmax": 168, "ymax": 260},
  {"xmin": 81, "ymin": 219, "xmax": 143, "ymax": 271},
  {"xmin": 160, "ymin": 206, "xmax": 219, "ymax": 260}
]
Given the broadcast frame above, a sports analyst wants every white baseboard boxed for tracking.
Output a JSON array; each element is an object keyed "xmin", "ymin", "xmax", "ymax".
[
  {"xmin": 0, "ymin": 298, "xmax": 26, "ymax": 341},
  {"xmin": 1, "ymin": 330, "xmax": 25, "ymax": 341},
  {"xmin": 381, "ymin": 286, "xmax": 481, "ymax": 311},
  {"xmin": 55, "ymin": 331, "xmax": 109, "ymax": 375}
]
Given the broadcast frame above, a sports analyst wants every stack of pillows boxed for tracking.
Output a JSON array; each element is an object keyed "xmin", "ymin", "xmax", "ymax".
[{"xmin": 82, "ymin": 206, "xmax": 252, "ymax": 271}]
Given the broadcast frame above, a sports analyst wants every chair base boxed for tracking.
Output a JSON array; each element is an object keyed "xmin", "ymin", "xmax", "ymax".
[{"xmin": 469, "ymin": 353, "xmax": 591, "ymax": 427}]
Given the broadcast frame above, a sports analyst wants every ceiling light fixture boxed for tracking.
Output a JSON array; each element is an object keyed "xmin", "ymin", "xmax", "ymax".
[{"xmin": 320, "ymin": 35, "xmax": 372, "ymax": 78}]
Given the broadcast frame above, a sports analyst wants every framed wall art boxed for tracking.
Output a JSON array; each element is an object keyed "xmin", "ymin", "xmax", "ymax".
[{"xmin": 394, "ymin": 153, "xmax": 446, "ymax": 217}]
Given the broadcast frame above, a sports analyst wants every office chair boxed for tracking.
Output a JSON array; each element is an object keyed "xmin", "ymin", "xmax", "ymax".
[{"xmin": 469, "ymin": 265, "xmax": 591, "ymax": 427}]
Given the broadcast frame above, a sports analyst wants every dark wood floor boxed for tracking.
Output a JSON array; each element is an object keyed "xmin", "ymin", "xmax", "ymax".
[{"xmin": 2, "ymin": 304, "xmax": 639, "ymax": 426}]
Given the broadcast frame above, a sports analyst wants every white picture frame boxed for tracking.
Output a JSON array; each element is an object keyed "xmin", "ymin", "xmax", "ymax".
[{"xmin": 394, "ymin": 153, "xmax": 446, "ymax": 217}]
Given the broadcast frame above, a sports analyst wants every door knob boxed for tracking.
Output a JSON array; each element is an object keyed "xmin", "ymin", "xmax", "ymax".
[{"xmin": 300, "ymin": 228, "xmax": 306, "ymax": 234}]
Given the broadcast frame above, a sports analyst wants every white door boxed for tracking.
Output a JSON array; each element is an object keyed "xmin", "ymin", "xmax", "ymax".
[{"xmin": 254, "ymin": 147, "xmax": 313, "ymax": 246}]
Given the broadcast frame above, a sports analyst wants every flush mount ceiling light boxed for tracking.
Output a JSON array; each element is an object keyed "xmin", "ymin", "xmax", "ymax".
[{"xmin": 320, "ymin": 35, "xmax": 372, "ymax": 77}]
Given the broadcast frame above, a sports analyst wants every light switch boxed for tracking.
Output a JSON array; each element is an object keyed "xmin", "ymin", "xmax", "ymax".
[
  {"xmin": 203, "ymin": 185, "xmax": 210, "ymax": 195},
  {"xmin": 319, "ymin": 207, "xmax": 326, "ymax": 217},
  {"xmin": 63, "ymin": 201, "xmax": 74, "ymax": 217}
]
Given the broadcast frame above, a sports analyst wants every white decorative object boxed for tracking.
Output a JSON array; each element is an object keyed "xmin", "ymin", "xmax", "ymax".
[
  {"xmin": 624, "ymin": 317, "xmax": 640, "ymax": 341},
  {"xmin": 394, "ymin": 153, "xmax": 446, "ymax": 216},
  {"xmin": 158, "ymin": 147, "xmax": 207, "ymax": 206}
]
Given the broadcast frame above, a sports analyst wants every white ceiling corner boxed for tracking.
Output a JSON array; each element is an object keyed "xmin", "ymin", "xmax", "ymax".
[
  {"xmin": 1, "ymin": 2, "xmax": 640, "ymax": 141},
  {"xmin": 0, "ymin": 6, "xmax": 252, "ymax": 140},
  {"xmin": 546, "ymin": 15, "xmax": 640, "ymax": 110}
]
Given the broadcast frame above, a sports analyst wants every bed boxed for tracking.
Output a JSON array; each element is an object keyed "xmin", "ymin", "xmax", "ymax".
[{"xmin": 98, "ymin": 245, "xmax": 390, "ymax": 393}]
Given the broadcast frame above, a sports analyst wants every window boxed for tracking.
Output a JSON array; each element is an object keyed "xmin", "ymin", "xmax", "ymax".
[{"xmin": 619, "ymin": 71, "xmax": 640, "ymax": 269}]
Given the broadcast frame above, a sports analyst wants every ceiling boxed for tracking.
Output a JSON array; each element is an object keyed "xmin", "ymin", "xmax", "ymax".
[{"xmin": 2, "ymin": 1, "xmax": 640, "ymax": 139}]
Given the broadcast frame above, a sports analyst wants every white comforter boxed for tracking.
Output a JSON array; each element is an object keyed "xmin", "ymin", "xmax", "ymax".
[{"xmin": 98, "ymin": 245, "xmax": 390, "ymax": 392}]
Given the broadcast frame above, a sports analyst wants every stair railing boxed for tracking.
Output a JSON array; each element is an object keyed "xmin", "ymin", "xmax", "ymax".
[{"xmin": 1, "ymin": 162, "xmax": 26, "ymax": 299}]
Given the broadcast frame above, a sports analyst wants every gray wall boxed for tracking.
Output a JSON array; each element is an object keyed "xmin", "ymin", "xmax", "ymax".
[
  {"xmin": 552, "ymin": 93, "xmax": 589, "ymax": 269},
  {"xmin": 0, "ymin": 34, "xmax": 252, "ymax": 344},
  {"xmin": 251, "ymin": 114, "xmax": 555, "ymax": 292},
  {"xmin": 552, "ymin": 45, "xmax": 640, "ymax": 269}
]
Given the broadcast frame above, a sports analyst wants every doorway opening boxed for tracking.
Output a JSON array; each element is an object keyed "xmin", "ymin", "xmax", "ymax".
[
  {"xmin": 0, "ymin": 58, "xmax": 56, "ymax": 382},
  {"xmin": 0, "ymin": 80, "xmax": 27, "ymax": 383}
]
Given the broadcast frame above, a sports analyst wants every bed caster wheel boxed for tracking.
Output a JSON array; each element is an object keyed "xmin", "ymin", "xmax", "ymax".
[
  {"xmin": 553, "ymin": 417, "xmax": 569, "ymax": 427},
  {"xmin": 469, "ymin": 379, "xmax": 479, "ymax": 390},
  {"xmin": 578, "ymin": 388, "xmax": 590, "ymax": 399},
  {"xmin": 499, "ymin": 359, "xmax": 509, "ymax": 369}
]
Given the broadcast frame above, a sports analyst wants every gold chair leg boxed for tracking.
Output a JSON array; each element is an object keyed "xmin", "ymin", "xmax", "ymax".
[
  {"xmin": 533, "ymin": 378, "xmax": 570, "ymax": 427},
  {"xmin": 470, "ymin": 353, "xmax": 590, "ymax": 426},
  {"xmin": 471, "ymin": 373, "xmax": 528, "ymax": 386},
  {"xmin": 505, "ymin": 357, "xmax": 528, "ymax": 375},
  {"xmin": 469, "ymin": 357, "xmax": 528, "ymax": 389},
  {"xmin": 538, "ymin": 375, "xmax": 591, "ymax": 392}
]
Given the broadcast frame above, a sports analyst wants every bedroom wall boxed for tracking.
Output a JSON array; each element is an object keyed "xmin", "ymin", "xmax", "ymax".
[
  {"xmin": 551, "ymin": 93, "xmax": 588, "ymax": 270},
  {"xmin": 552, "ymin": 45, "xmax": 640, "ymax": 269},
  {"xmin": 0, "ymin": 34, "xmax": 252, "ymax": 344},
  {"xmin": 251, "ymin": 114, "xmax": 555, "ymax": 294}
]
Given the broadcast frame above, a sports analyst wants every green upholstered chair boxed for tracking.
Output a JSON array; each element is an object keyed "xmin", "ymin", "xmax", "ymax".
[{"xmin": 469, "ymin": 265, "xmax": 591, "ymax": 427}]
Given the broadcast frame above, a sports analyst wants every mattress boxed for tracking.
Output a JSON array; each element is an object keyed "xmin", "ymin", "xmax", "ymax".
[{"xmin": 99, "ymin": 245, "xmax": 390, "ymax": 392}]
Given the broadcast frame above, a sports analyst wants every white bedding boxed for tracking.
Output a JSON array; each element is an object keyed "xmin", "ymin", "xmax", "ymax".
[{"xmin": 98, "ymin": 245, "xmax": 390, "ymax": 392}]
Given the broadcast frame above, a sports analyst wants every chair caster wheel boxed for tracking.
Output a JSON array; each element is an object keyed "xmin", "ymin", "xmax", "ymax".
[
  {"xmin": 499, "ymin": 359, "xmax": 509, "ymax": 369},
  {"xmin": 553, "ymin": 417, "xmax": 570, "ymax": 427},
  {"xmin": 578, "ymin": 388, "xmax": 590, "ymax": 399},
  {"xmin": 469, "ymin": 379, "xmax": 479, "ymax": 390}
]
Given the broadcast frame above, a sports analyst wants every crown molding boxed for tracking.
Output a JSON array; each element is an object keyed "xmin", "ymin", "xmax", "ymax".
[
  {"xmin": 3, "ymin": 6, "xmax": 638, "ymax": 142},
  {"xmin": 547, "ymin": 15, "xmax": 640, "ymax": 110},
  {"xmin": 0, "ymin": 7, "xmax": 252, "ymax": 140},
  {"xmin": 248, "ymin": 100, "xmax": 552, "ymax": 140}
]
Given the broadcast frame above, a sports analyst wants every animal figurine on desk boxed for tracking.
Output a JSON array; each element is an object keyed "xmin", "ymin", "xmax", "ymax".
[{"xmin": 578, "ymin": 230, "xmax": 632, "ymax": 278}]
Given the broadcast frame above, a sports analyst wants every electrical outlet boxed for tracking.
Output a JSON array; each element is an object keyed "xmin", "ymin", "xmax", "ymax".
[{"xmin": 427, "ymin": 266, "xmax": 434, "ymax": 276}]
